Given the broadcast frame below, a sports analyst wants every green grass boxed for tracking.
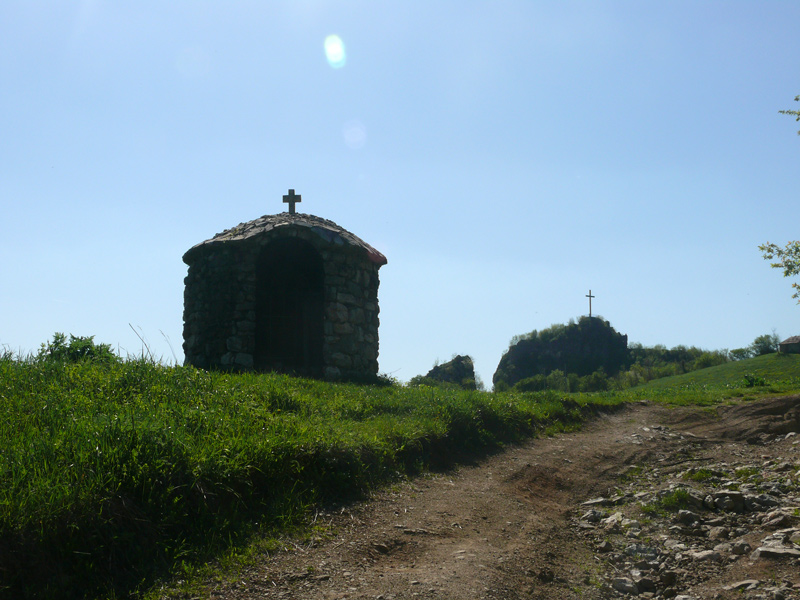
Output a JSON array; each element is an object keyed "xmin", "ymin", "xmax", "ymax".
[
  {"xmin": 2, "ymin": 351, "xmax": 799, "ymax": 599},
  {"xmin": 641, "ymin": 488, "xmax": 693, "ymax": 516},
  {"xmin": 682, "ymin": 468, "xmax": 716, "ymax": 482},
  {"xmin": 632, "ymin": 353, "xmax": 800, "ymax": 393},
  {"xmin": 0, "ymin": 355, "xmax": 621, "ymax": 600},
  {"xmin": 608, "ymin": 353, "xmax": 800, "ymax": 405},
  {"xmin": 735, "ymin": 466, "xmax": 761, "ymax": 479}
]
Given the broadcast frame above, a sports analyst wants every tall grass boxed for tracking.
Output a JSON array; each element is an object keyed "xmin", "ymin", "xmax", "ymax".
[
  {"xmin": 4, "ymin": 351, "xmax": 798, "ymax": 599},
  {"xmin": 0, "ymin": 355, "xmax": 616, "ymax": 600}
]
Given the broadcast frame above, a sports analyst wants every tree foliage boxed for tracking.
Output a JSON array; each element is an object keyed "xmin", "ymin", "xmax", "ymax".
[
  {"xmin": 779, "ymin": 94, "xmax": 800, "ymax": 135},
  {"xmin": 759, "ymin": 240, "xmax": 800, "ymax": 302},
  {"xmin": 757, "ymin": 96, "xmax": 800, "ymax": 303},
  {"xmin": 620, "ymin": 343, "xmax": 728, "ymax": 385},
  {"xmin": 749, "ymin": 331, "xmax": 781, "ymax": 357},
  {"xmin": 728, "ymin": 347, "xmax": 753, "ymax": 361}
]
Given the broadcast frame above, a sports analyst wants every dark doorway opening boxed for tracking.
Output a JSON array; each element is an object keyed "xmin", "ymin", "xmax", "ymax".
[{"xmin": 255, "ymin": 238, "xmax": 324, "ymax": 375}]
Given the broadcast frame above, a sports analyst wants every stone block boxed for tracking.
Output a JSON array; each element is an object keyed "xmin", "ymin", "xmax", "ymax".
[
  {"xmin": 713, "ymin": 491, "xmax": 745, "ymax": 512},
  {"xmin": 236, "ymin": 320, "xmax": 256, "ymax": 332},
  {"xmin": 326, "ymin": 303, "xmax": 348, "ymax": 322},
  {"xmin": 234, "ymin": 353, "xmax": 254, "ymax": 368},
  {"xmin": 337, "ymin": 292, "xmax": 356, "ymax": 305},
  {"xmin": 691, "ymin": 550, "xmax": 721, "ymax": 562},
  {"xmin": 324, "ymin": 365, "xmax": 341, "ymax": 379},
  {"xmin": 334, "ymin": 323, "xmax": 354, "ymax": 335},
  {"xmin": 331, "ymin": 352, "xmax": 352, "ymax": 368},
  {"xmin": 751, "ymin": 546, "xmax": 800, "ymax": 559},
  {"xmin": 612, "ymin": 577, "xmax": 638, "ymax": 594}
]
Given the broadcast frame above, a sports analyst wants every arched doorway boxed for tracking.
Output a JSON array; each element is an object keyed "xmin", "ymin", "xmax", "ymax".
[{"xmin": 255, "ymin": 238, "xmax": 324, "ymax": 375}]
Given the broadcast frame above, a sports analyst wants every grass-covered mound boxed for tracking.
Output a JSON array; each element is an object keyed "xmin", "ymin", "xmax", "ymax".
[
  {"xmin": 641, "ymin": 352, "xmax": 800, "ymax": 388},
  {"xmin": 616, "ymin": 352, "xmax": 800, "ymax": 404},
  {"xmin": 0, "ymin": 354, "xmax": 619, "ymax": 600}
]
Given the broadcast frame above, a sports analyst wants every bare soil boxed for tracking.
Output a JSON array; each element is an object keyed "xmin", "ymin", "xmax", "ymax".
[{"xmin": 193, "ymin": 396, "xmax": 800, "ymax": 600}]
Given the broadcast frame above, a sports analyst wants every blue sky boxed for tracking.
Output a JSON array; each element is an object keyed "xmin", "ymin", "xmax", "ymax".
[{"xmin": 1, "ymin": 1, "xmax": 798, "ymax": 387}]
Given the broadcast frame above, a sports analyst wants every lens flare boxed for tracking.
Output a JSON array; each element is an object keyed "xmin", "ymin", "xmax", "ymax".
[
  {"xmin": 343, "ymin": 120, "xmax": 366, "ymax": 149},
  {"xmin": 324, "ymin": 35, "xmax": 346, "ymax": 69}
]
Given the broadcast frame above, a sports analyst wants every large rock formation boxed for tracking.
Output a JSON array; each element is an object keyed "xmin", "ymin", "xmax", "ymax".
[{"xmin": 493, "ymin": 317, "xmax": 628, "ymax": 390}]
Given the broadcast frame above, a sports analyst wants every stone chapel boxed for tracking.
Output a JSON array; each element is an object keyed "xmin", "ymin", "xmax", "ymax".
[{"xmin": 182, "ymin": 190, "xmax": 387, "ymax": 379}]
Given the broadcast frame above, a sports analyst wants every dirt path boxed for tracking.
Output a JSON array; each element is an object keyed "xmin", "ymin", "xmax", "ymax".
[{"xmin": 198, "ymin": 397, "xmax": 800, "ymax": 600}]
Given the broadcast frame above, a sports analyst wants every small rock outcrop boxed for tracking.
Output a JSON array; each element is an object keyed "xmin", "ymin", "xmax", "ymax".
[{"xmin": 411, "ymin": 355, "xmax": 478, "ymax": 390}]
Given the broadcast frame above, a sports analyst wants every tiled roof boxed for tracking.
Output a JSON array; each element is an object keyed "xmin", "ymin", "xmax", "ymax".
[{"xmin": 184, "ymin": 212, "xmax": 387, "ymax": 266}]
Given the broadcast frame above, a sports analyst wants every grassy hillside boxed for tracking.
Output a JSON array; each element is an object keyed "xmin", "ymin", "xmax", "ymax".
[
  {"xmin": 636, "ymin": 352, "xmax": 800, "ymax": 389},
  {"xmin": 2, "ymin": 351, "xmax": 798, "ymax": 599},
  {"xmin": 0, "ymin": 355, "xmax": 618, "ymax": 600},
  {"xmin": 617, "ymin": 352, "xmax": 800, "ymax": 405}
]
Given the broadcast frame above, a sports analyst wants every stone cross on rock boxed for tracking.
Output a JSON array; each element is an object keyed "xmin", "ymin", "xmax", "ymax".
[
  {"xmin": 586, "ymin": 289, "xmax": 596, "ymax": 318},
  {"xmin": 283, "ymin": 189, "xmax": 301, "ymax": 215}
]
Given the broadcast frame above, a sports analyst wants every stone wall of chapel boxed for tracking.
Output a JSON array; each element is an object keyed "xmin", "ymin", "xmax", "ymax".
[{"xmin": 183, "ymin": 226, "xmax": 381, "ymax": 379}]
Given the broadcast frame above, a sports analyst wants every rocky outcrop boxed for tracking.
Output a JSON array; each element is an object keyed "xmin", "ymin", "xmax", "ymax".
[
  {"xmin": 493, "ymin": 316, "xmax": 628, "ymax": 389},
  {"xmin": 415, "ymin": 355, "xmax": 478, "ymax": 390}
]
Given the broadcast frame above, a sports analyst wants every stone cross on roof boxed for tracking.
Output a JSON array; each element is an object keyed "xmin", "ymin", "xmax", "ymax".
[{"xmin": 283, "ymin": 189, "xmax": 301, "ymax": 214}]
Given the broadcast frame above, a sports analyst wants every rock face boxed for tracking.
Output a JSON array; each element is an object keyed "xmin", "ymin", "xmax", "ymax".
[
  {"xmin": 182, "ymin": 212, "xmax": 387, "ymax": 380},
  {"xmin": 420, "ymin": 355, "xmax": 478, "ymax": 390},
  {"xmin": 493, "ymin": 316, "xmax": 628, "ymax": 389}
]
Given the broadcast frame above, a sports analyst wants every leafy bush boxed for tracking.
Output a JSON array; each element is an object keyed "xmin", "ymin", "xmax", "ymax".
[
  {"xmin": 743, "ymin": 373, "xmax": 768, "ymax": 387},
  {"xmin": 580, "ymin": 369, "xmax": 609, "ymax": 392},
  {"xmin": 681, "ymin": 468, "xmax": 715, "ymax": 482},
  {"xmin": 514, "ymin": 375, "xmax": 547, "ymax": 392},
  {"xmin": 652, "ymin": 488, "xmax": 692, "ymax": 512},
  {"xmin": 37, "ymin": 332, "xmax": 119, "ymax": 365}
]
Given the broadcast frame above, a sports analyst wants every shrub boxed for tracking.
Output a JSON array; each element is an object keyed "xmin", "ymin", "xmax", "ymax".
[
  {"xmin": 579, "ymin": 369, "xmax": 609, "ymax": 392},
  {"xmin": 37, "ymin": 332, "xmax": 119, "ymax": 365},
  {"xmin": 682, "ymin": 468, "xmax": 715, "ymax": 482},
  {"xmin": 514, "ymin": 375, "xmax": 547, "ymax": 392},
  {"xmin": 743, "ymin": 373, "xmax": 767, "ymax": 387},
  {"xmin": 656, "ymin": 488, "xmax": 692, "ymax": 511},
  {"xmin": 729, "ymin": 348, "xmax": 753, "ymax": 361}
]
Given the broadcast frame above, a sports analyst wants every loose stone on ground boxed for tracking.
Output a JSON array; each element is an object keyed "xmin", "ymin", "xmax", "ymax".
[{"xmin": 572, "ymin": 414, "xmax": 800, "ymax": 599}]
